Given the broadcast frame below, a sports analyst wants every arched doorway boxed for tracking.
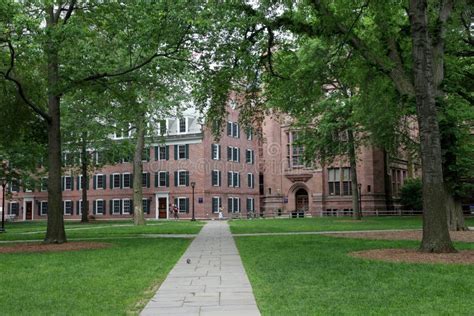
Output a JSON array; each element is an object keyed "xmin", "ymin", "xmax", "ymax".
[{"xmin": 295, "ymin": 188, "xmax": 309, "ymax": 212}]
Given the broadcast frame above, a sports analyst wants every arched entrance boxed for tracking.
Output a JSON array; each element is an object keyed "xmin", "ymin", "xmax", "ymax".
[{"xmin": 295, "ymin": 188, "xmax": 309, "ymax": 212}]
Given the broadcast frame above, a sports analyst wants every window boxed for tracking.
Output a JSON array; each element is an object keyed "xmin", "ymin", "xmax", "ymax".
[
  {"xmin": 9, "ymin": 202, "xmax": 19, "ymax": 216},
  {"xmin": 122, "ymin": 173, "xmax": 131, "ymax": 188},
  {"xmin": 41, "ymin": 178, "xmax": 48, "ymax": 192},
  {"xmin": 142, "ymin": 147, "xmax": 150, "ymax": 162},
  {"xmin": 212, "ymin": 144, "xmax": 220, "ymax": 160},
  {"xmin": 287, "ymin": 132, "xmax": 305, "ymax": 168},
  {"xmin": 63, "ymin": 200, "xmax": 73, "ymax": 216},
  {"xmin": 77, "ymin": 175, "xmax": 83, "ymax": 190},
  {"xmin": 142, "ymin": 199, "xmax": 150, "ymax": 214},
  {"xmin": 227, "ymin": 121, "xmax": 240, "ymax": 138},
  {"xmin": 246, "ymin": 149, "xmax": 254, "ymax": 164},
  {"xmin": 175, "ymin": 170, "xmax": 189, "ymax": 187},
  {"xmin": 391, "ymin": 168, "xmax": 406, "ymax": 196},
  {"xmin": 94, "ymin": 151, "xmax": 104, "ymax": 165},
  {"xmin": 155, "ymin": 145, "xmax": 169, "ymax": 161},
  {"xmin": 212, "ymin": 170, "xmax": 221, "ymax": 186},
  {"xmin": 212, "ymin": 197, "xmax": 222, "ymax": 213},
  {"xmin": 95, "ymin": 200, "xmax": 105, "ymax": 215},
  {"xmin": 142, "ymin": 172, "xmax": 150, "ymax": 188},
  {"xmin": 159, "ymin": 119, "xmax": 167, "ymax": 135},
  {"xmin": 122, "ymin": 199, "xmax": 131, "ymax": 214},
  {"xmin": 246, "ymin": 127, "xmax": 253, "ymax": 140},
  {"xmin": 247, "ymin": 173, "xmax": 254, "ymax": 188},
  {"xmin": 178, "ymin": 118, "xmax": 187, "ymax": 133},
  {"xmin": 227, "ymin": 146, "xmax": 240, "ymax": 162},
  {"xmin": 112, "ymin": 174, "xmax": 121, "ymax": 189},
  {"xmin": 227, "ymin": 197, "xmax": 241, "ymax": 213},
  {"xmin": 156, "ymin": 171, "xmax": 169, "ymax": 187},
  {"xmin": 9, "ymin": 181, "xmax": 19, "ymax": 192},
  {"xmin": 40, "ymin": 201, "xmax": 48, "ymax": 216},
  {"xmin": 246, "ymin": 198, "xmax": 255, "ymax": 212},
  {"xmin": 112, "ymin": 199, "xmax": 121, "ymax": 215},
  {"xmin": 227, "ymin": 171, "xmax": 240, "ymax": 188},
  {"xmin": 328, "ymin": 168, "xmax": 351, "ymax": 196},
  {"xmin": 78, "ymin": 200, "xmax": 83, "ymax": 216},
  {"xmin": 176, "ymin": 197, "xmax": 189, "ymax": 213},
  {"xmin": 174, "ymin": 144, "xmax": 189, "ymax": 160},
  {"xmin": 95, "ymin": 174, "xmax": 106, "ymax": 190},
  {"xmin": 63, "ymin": 176, "xmax": 73, "ymax": 191}
]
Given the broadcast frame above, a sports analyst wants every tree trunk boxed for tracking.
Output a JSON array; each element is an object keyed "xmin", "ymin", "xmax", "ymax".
[
  {"xmin": 347, "ymin": 129, "xmax": 361, "ymax": 220},
  {"xmin": 44, "ymin": 7, "xmax": 66, "ymax": 243},
  {"xmin": 80, "ymin": 137, "xmax": 89, "ymax": 223},
  {"xmin": 447, "ymin": 193, "xmax": 468, "ymax": 231},
  {"xmin": 132, "ymin": 115, "xmax": 146, "ymax": 226},
  {"xmin": 409, "ymin": 0, "xmax": 455, "ymax": 253}
]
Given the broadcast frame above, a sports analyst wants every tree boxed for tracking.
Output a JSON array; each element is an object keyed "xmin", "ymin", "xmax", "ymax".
[
  {"xmin": 217, "ymin": 0, "xmax": 471, "ymax": 252},
  {"xmin": 1, "ymin": 1, "xmax": 200, "ymax": 242}
]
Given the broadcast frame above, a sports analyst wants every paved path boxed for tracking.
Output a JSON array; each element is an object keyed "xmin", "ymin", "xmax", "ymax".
[{"xmin": 140, "ymin": 221, "xmax": 260, "ymax": 316}]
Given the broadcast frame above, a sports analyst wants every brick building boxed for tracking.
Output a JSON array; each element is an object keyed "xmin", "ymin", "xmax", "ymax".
[{"xmin": 0, "ymin": 105, "xmax": 415, "ymax": 221}]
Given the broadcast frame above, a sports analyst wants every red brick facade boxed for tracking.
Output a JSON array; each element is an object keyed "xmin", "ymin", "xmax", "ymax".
[{"xmin": 0, "ymin": 107, "xmax": 416, "ymax": 221}]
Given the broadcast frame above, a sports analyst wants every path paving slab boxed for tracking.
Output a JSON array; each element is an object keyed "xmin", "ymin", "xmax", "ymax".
[{"xmin": 140, "ymin": 221, "xmax": 260, "ymax": 316}]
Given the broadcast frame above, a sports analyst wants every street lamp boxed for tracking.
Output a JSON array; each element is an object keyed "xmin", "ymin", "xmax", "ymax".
[
  {"xmin": 358, "ymin": 183, "xmax": 362, "ymax": 218},
  {"xmin": 190, "ymin": 181, "xmax": 196, "ymax": 221},
  {"xmin": 1, "ymin": 160, "xmax": 8, "ymax": 233}
]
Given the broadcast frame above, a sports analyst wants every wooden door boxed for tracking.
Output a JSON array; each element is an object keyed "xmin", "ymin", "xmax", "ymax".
[
  {"xmin": 158, "ymin": 198, "xmax": 167, "ymax": 218},
  {"xmin": 25, "ymin": 201, "xmax": 33, "ymax": 220}
]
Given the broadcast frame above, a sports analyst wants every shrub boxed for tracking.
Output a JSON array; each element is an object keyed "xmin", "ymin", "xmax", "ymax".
[{"xmin": 399, "ymin": 178, "xmax": 423, "ymax": 210}]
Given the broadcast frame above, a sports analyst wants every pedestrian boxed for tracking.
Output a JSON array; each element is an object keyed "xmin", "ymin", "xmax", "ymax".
[
  {"xmin": 173, "ymin": 204, "xmax": 179, "ymax": 220},
  {"xmin": 218, "ymin": 206, "xmax": 224, "ymax": 220}
]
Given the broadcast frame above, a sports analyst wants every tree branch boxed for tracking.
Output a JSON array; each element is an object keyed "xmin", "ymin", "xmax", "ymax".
[
  {"xmin": 71, "ymin": 26, "xmax": 190, "ymax": 86},
  {"xmin": 0, "ymin": 39, "xmax": 51, "ymax": 123},
  {"xmin": 63, "ymin": 0, "xmax": 77, "ymax": 25}
]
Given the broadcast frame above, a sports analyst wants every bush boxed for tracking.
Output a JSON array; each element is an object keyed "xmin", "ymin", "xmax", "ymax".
[{"xmin": 399, "ymin": 178, "xmax": 423, "ymax": 210}]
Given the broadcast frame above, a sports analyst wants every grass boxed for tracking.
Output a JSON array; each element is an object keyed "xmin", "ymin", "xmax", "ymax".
[
  {"xmin": 236, "ymin": 234, "xmax": 474, "ymax": 315},
  {"xmin": 0, "ymin": 220, "xmax": 204, "ymax": 241},
  {"xmin": 229, "ymin": 216, "xmax": 474, "ymax": 234},
  {"xmin": 0, "ymin": 237, "xmax": 191, "ymax": 315}
]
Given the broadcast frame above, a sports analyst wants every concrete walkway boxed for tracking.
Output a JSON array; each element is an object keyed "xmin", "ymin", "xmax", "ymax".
[{"xmin": 140, "ymin": 221, "xmax": 260, "ymax": 316}]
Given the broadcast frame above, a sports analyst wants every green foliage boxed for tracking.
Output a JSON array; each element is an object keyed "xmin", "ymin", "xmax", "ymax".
[{"xmin": 399, "ymin": 178, "xmax": 423, "ymax": 211}]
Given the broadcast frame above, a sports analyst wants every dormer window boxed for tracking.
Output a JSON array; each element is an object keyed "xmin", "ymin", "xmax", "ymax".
[{"xmin": 178, "ymin": 118, "xmax": 187, "ymax": 133}]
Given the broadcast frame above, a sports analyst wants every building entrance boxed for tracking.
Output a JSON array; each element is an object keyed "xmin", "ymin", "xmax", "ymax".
[{"xmin": 295, "ymin": 188, "xmax": 309, "ymax": 212}]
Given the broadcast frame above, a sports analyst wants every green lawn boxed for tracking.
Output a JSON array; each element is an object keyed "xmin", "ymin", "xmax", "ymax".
[
  {"xmin": 0, "ymin": 237, "xmax": 190, "ymax": 315},
  {"xmin": 0, "ymin": 220, "xmax": 204, "ymax": 241},
  {"xmin": 236, "ymin": 235, "xmax": 474, "ymax": 315},
  {"xmin": 229, "ymin": 216, "xmax": 474, "ymax": 234}
]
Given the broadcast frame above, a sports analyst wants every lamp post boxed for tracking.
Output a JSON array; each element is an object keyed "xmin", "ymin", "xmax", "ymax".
[
  {"xmin": 1, "ymin": 160, "xmax": 8, "ymax": 232},
  {"xmin": 190, "ymin": 181, "xmax": 196, "ymax": 221},
  {"xmin": 358, "ymin": 183, "xmax": 362, "ymax": 218}
]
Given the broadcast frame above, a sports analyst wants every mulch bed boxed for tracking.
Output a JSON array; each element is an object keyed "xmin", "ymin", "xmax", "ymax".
[
  {"xmin": 0, "ymin": 242, "xmax": 111, "ymax": 254},
  {"xmin": 328, "ymin": 230, "xmax": 474, "ymax": 243},
  {"xmin": 351, "ymin": 249, "xmax": 474, "ymax": 265}
]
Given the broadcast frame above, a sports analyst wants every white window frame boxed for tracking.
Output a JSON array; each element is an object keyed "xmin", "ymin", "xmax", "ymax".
[
  {"xmin": 177, "ymin": 144, "xmax": 187, "ymax": 160},
  {"xmin": 77, "ymin": 175, "xmax": 83, "ymax": 191},
  {"xmin": 122, "ymin": 172, "xmax": 131, "ymax": 188},
  {"xmin": 41, "ymin": 177, "xmax": 48, "ymax": 192},
  {"xmin": 142, "ymin": 198, "xmax": 149, "ymax": 213},
  {"xmin": 122, "ymin": 198, "xmax": 131, "ymax": 215},
  {"xmin": 64, "ymin": 176, "xmax": 72, "ymax": 191},
  {"xmin": 212, "ymin": 144, "xmax": 220, "ymax": 160},
  {"xmin": 247, "ymin": 197, "xmax": 255, "ymax": 212},
  {"xmin": 112, "ymin": 199, "xmax": 121, "ymax": 215},
  {"xmin": 78, "ymin": 199, "xmax": 83, "ymax": 216},
  {"xmin": 247, "ymin": 173, "xmax": 254, "ymax": 188},
  {"xmin": 40, "ymin": 201, "xmax": 48, "ymax": 216},
  {"xmin": 178, "ymin": 118, "xmax": 187, "ymax": 134},
  {"xmin": 95, "ymin": 199, "xmax": 105, "ymax": 215},
  {"xmin": 158, "ymin": 171, "xmax": 167, "ymax": 187},
  {"xmin": 142, "ymin": 172, "xmax": 149, "ymax": 188},
  {"xmin": 212, "ymin": 170, "xmax": 221, "ymax": 187},
  {"xmin": 246, "ymin": 149, "xmax": 254, "ymax": 164},
  {"xmin": 177, "ymin": 197, "xmax": 188, "ymax": 213},
  {"xmin": 96, "ymin": 174, "xmax": 105, "ymax": 190},
  {"xmin": 112, "ymin": 173, "xmax": 121, "ymax": 189},
  {"xmin": 212, "ymin": 196, "xmax": 221, "ymax": 213},
  {"xmin": 228, "ymin": 197, "xmax": 241, "ymax": 213},
  {"xmin": 158, "ymin": 146, "xmax": 167, "ymax": 160},
  {"xmin": 158, "ymin": 119, "xmax": 168, "ymax": 135},
  {"xmin": 177, "ymin": 170, "xmax": 187, "ymax": 187},
  {"xmin": 247, "ymin": 127, "xmax": 253, "ymax": 140},
  {"xmin": 63, "ymin": 200, "xmax": 73, "ymax": 216}
]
